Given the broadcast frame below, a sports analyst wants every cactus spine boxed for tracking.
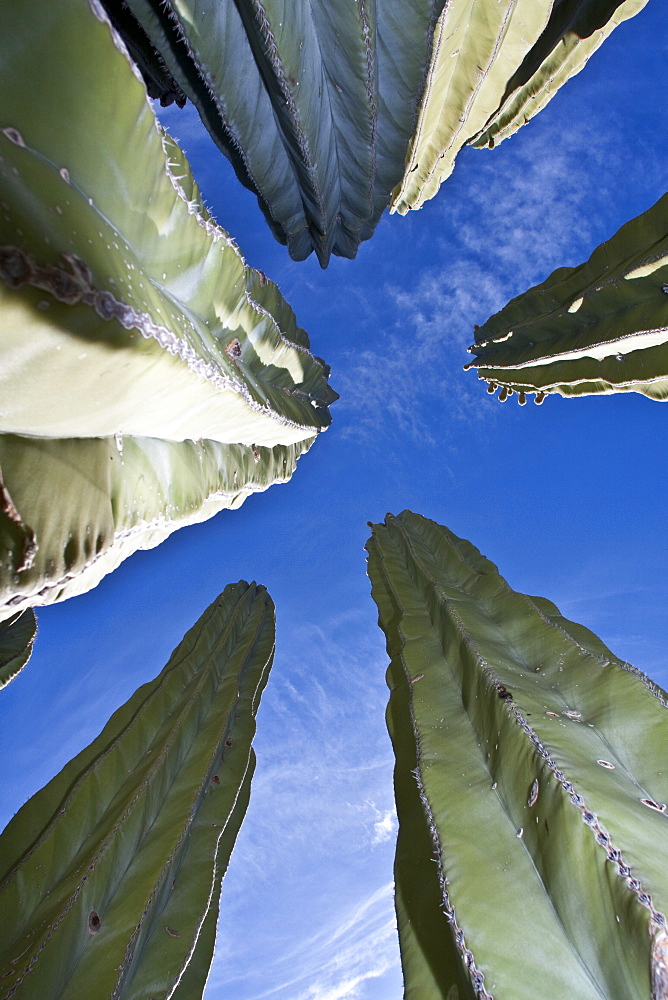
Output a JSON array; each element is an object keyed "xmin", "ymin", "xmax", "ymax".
[
  {"xmin": 367, "ymin": 511, "xmax": 668, "ymax": 999},
  {"xmin": 0, "ymin": 581, "xmax": 274, "ymax": 999},
  {"xmin": 464, "ymin": 193, "xmax": 668, "ymax": 403},
  {"xmin": 0, "ymin": 0, "xmax": 336, "ymax": 621}
]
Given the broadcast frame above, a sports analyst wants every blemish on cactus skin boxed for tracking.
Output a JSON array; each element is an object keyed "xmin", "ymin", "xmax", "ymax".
[
  {"xmin": 88, "ymin": 910, "xmax": 101, "ymax": 934},
  {"xmin": 528, "ymin": 779, "xmax": 539, "ymax": 807},
  {"xmin": 1, "ymin": 128, "xmax": 25, "ymax": 147},
  {"xmin": 597, "ymin": 759, "xmax": 615, "ymax": 769},
  {"xmin": 642, "ymin": 798, "xmax": 667, "ymax": 813},
  {"xmin": 165, "ymin": 926, "xmax": 180, "ymax": 938}
]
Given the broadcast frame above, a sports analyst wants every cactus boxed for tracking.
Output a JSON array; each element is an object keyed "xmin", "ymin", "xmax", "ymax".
[
  {"xmin": 112, "ymin": 0, "xmax": 445, "ymax": 266},
  {"xmin": 0, "ymin": 0, "xmax": 336, "ymax": 622},
  {"xmin": 0, "ymin": 581, "xmax": 274, "ymax": 999},
  {"xmin": 104, "ymin": 0, "xmax": 647, "ymax": 258},
  {"xmin": 0, "ymin": 609, "xmax": 37, "ymax": 689},
  {"xmin": 391, "ymin": 0, "xmax": 648, "ymax": 215},
  {"xmin": 366, "ymin": 510, "xmax": 668, "ymax": 999},
  {"xmin": 464, "ymin": 193, "xmax": 668, "ymax": 403}
]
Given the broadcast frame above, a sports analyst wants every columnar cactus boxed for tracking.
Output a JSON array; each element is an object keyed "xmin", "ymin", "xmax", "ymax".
[
  {"xmin": 464, "ymin": 194, "xmax": 668, "ymax": 403},
  {"xmin": 366, "ymin": 510, "xmax": 668, "ymax": 999},
  {"xmin": 390, "ymin": 0, "xmax": 648, "ymax": 215},
  {"xmin": 0, "ymin": 581, "xmax": 274, "ymax": 1000},
  {"xmin": 0, "ymin": 0, "xmax": 336, "ymax": 622},
  {"xmin": 105, "ymin": 0, "xmax": 647, "ymax": 262}
]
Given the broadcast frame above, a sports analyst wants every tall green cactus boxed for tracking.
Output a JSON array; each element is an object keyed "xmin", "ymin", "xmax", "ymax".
[
  {"xmin": 366, "ymin": 510, "xmax": 668, "ymax": 999},
  {"xmin": 390, "ymin": 0, "xmax": 648, "ymax": 215},
  {"xmin": 464, "ymin": 193, "xmax": 668, "ymax": 403},
  {"xmin": 0, "ymin": 581, "xmax": 274, "ymax": 999},
  {"xmin": 0, "ymin": 0, "xmax": 336, "ymax": 622},
  {"xmin": 104, "ymin": 0, "xmax": 647, "ymax": 262}
]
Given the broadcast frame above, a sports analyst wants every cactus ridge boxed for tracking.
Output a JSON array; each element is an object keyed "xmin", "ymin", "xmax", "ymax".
[
  {"xmin": 0, "ymin": 581, "xmax": 274, "ymax": 999},
  {"xmin": 367, "ymin": 511, "xmax": 668, "ymax": 999},
  {"xmin": 466, "ymin": 193, "xmax": 668, "ymax": 402}
]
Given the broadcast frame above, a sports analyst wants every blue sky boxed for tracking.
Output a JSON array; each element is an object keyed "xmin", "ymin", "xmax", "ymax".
[{"xmin": 1, "ymin": 5, "xmax": 667, "ymax": 998}]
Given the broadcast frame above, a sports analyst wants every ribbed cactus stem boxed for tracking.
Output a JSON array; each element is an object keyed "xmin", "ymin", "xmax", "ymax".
[
  {"xmin": 466, "ymin": 194, "xmax": 668, "ymax": 402},
  {"xmin": 0, "ymin": 581, "xmax": 274, "ymax": 999},
  {"xmin": 367, "ymin": 511, "xmax": 668, "ymax": 999}
]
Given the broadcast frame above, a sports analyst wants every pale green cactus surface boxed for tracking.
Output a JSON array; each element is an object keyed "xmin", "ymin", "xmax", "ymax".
[
  {"xmin": 366, "ymin": 510, "xmax": 668, "ymax": 1000},
  {"xmin": 391, "ymin": 0, "xmax": 648, "ymax": 214},
  {"xmin": 113, "ymin": 0, "xmax": 647, "ymax": 260},
  {"xmin": 0, "ymin": 0, "xmax": 336, "ymax": 623},
  {"xmin": 0, "ymin": 581, "xmax": 274, "ymax": 1000},
  {"xmin": 464, "ymin": 193, "xmax": 668, "ymax": 403},
  {"xmin": 0, "ymin": 609, "xmax": 37, "ymax": 689}
]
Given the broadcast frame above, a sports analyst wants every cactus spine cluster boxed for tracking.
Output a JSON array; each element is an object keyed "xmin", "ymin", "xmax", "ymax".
[
  {"xmin": 465, "ymin": 194, "xmax": 668, "ymax": 403},
  {"xmin": 366, "ymin": 510, "xmax": 668, "ymax": 999},
  {"xmin": 0, "ymin": 0, "xmax": 336, "ymax": 622},
  {"xmin": 0, "ymin": 581, "xmax": 274, "ymax": 999}
]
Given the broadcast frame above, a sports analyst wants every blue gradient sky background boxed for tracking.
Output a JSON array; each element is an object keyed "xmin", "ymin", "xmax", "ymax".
[{"xmin": 1, "ymin": 5, "xmax": 667, "ymax": 998}]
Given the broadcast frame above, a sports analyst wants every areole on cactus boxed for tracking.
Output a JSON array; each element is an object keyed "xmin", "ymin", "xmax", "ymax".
[
  {"xmin": 0, "ymin": 581, "xmax": 274, "ymax": 999},
  {"xmin": 366, "ymin": 510, "xmax": 668, "ymax": 999}
]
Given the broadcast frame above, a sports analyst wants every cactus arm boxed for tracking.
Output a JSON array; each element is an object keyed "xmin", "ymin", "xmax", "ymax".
[
  {"xmin": 390, "ymin": 0, "xmax": 553, "ymax": 215},
  {"xmin": 0, "ymin": 2, "xmax": 332, "ymax": 444},
  {"xmin": 367, "ymin": 511, "xmax": 668, "ymax": 999},
  {"xmin": 391, "ymin": 0, "xmax": 648, "ymax": 216},
  {"xmin": 0, "ymin": 609, "xmax": 37, "ymax": 689},
  {"xmin": 470, "ymin": 0, "xmax": 649, "ymax": 152},
  {"xmin": 0, "ymin": 433, "xmax": 310, "ymax": 622},
  {"xmin": 0, "ymin": 581, "xmax": 274, "ymax": 1000},
  {"xmin": 465, "ymin": 193, "xmax": 668, "ymax": 402}
]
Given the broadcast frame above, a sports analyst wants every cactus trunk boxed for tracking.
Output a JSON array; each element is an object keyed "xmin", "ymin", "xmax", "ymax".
[
  {"xmin": 0, "ymin": 0, "xmax": 336, "ymax": 621},
  {"xmin": 0, "ymin": 581, "xmax": 274, "ymax": 1000},
  {"xmin": 464, "ymin": 193, "xmax": 668, "ymax": 403},
  {"xmin": 367, "ymin": 510, "xmax": 668, "ymax": 999}
]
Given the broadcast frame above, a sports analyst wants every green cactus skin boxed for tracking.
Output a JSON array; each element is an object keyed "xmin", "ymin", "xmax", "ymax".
[
  {"xmin": 0, "ymin": 609, "xmax": 37, "ymax": 689},
  {"xmin": 113, "ymin": 0, "xmax": 445, "ymax": 266},
  {"xmin": 0, "ymin": 581, "xmax": 274, "ymax": 999},
  {"xmin": 464, "ymin": 193, "xmax": 668, "ymax": 403},
  {"xmin": 0, "ymin": 433, "xmax": 310, "ymax": 623},
  {"xmin": 390, "ymin": 0, "xmax": 648, "ymax": 216},
  {"xmin": 366, "ymin": 511, "xmax": 668, "ymax": 999},
  {"xmin": 0, "ymin": 0, "xmax": 336, "ymax": 621}
]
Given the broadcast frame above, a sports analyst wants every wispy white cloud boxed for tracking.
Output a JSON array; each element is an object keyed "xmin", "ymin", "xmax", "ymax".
[
  {"xmin": 332, "ymin": 115, "xmax": 638, "ymax": 444},
  {"xmin": 204, "ymin": 610, "xmax": 402, "ymax": 1000}
]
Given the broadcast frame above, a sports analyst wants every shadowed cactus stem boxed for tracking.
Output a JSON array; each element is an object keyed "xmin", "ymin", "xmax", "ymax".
[
  {"xmin": 366, "ymin": 510, "xmax": 668, "ymax": 999},
  {"xmin": 0, "ymin": 609, "xmax": 37, "ymax": 689},
  {"xmin": 0, "ymin": 581, "xmax": 274, "ymax": 999}
]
